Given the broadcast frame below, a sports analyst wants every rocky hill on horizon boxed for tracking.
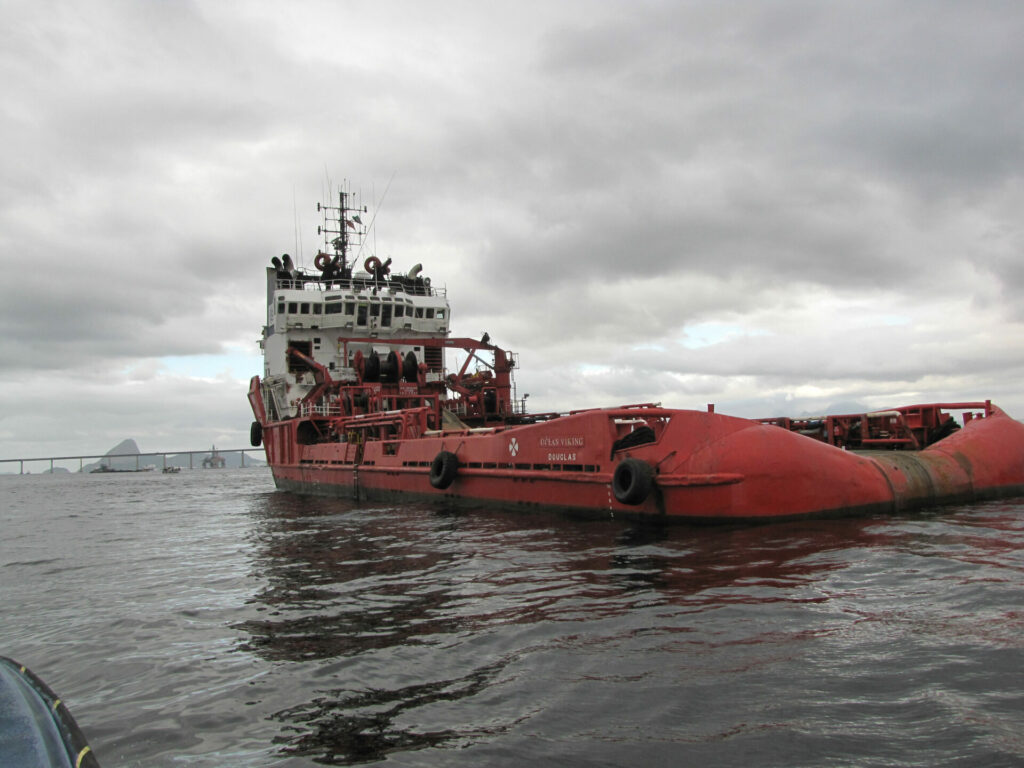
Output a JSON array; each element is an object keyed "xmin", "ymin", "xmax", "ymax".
[{"xmin": 80, "ymin": 439, "xmax": 263, "ymax": 472}]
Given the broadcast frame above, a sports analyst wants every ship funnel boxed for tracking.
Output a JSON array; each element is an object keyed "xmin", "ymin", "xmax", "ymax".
[{"xmin": 408, "ymin": 263, "xmax": 423, "ymax": 279}]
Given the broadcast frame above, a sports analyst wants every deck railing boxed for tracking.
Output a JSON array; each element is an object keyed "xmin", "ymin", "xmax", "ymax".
[{"xmin": 275, "ymin": 277, "xmax": 446, "ymax": 297}]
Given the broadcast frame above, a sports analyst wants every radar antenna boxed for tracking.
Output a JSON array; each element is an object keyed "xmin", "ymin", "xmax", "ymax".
[{"xmin": 317, "ymin": 183, "xmax": 368, "ymax": 273}]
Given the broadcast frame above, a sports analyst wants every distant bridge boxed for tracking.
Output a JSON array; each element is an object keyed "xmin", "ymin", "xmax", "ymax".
[{"xmin": 0, "ymin": 448, "xmax": 265, "ymax": 475}]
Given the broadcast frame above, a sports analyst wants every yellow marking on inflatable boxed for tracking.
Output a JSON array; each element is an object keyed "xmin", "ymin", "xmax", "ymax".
[
  {"xmin": 52, "ymin": 697, "xmax": 62, "ymax": 711},
  {"xmin": 76, "ymin": 746, "xmax": 92, "ymax": 767}
]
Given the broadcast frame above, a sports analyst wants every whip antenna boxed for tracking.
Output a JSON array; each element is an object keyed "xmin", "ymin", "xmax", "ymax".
[{"xmin": 355, "ymin": 171, "xmax": 395, "ymax": 262}]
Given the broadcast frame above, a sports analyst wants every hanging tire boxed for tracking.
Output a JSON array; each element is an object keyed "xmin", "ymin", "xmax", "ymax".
[
  {"xmin": 612, "ymin": 458, "xmax": 654, "ymax": 505},
  {"xmin": 429, "ymin": 451, "xmax": 459, "ymax": 489},
  {"xmin": 250, "ymin": 421, "xmax": 263, "ymax": 447}
]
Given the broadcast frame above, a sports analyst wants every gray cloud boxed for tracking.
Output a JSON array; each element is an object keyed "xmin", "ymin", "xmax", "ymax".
[{"xmin": 3, "ymin": 0, "xmax": 1024, "ymax": 459}]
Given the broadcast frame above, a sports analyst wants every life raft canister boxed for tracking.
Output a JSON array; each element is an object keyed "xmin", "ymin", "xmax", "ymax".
[
  {"xmin": 429, "ymin": 451, "xmax": 459, "ymax": 489},
  {"xmin": 612, "ymin": 458, "xmax": 655, "ymax": 505}
]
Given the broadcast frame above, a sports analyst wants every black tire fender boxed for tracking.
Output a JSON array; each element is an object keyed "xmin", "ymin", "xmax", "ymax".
[
  {"xmin": 612, "ymin": 458, "xmax": 654, "ymax": 505},
  {"xmin": 250, "ymin": 421, "xmax": 263, "ymax": 447},
  {"xmin": 429, "ymin": 451, "xmax": 459, "ymax": 489}
]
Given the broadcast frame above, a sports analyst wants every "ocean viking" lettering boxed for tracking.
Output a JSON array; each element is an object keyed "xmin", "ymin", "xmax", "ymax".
[{"xmin": 538, "ymin": 436, "xmax": 585, "ymax": 448}]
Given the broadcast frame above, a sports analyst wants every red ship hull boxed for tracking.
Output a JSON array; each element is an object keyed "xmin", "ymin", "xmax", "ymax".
[
  {"xmin": 252, "ymin": 190, "xmax": 1024, "ymax": 522},
  {"xmin": 253, "ymin": 393, "xmax": 1024, "ymax": 522}
]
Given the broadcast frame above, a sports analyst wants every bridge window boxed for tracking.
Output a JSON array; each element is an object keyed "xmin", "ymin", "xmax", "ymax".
[
  {"xmin": 300, "ymin": 302, "xmax": 310, "ymax": 314},
  {"xmin": 288, "ymin": 302, "xmax": 298, "ymax": 314},
  {"xmin": 426, "ymin": 308, "xmax": 435, "ymax": 319},
  {"xmin": 382, "ymin": 304, "xmax": 392, "ymax": 327},
  {"xmin": 357, "ymin": 304, "xmax": 368, "ymax": 325},
  {"xmin": 345, "ymin": 301, "xmax": 355, "ymax": 315}
]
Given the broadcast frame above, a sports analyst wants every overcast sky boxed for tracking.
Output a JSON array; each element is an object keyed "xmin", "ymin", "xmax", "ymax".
[{"xmin": 3, "ymin": 0, "xmax": 1024, "ymax": 465}]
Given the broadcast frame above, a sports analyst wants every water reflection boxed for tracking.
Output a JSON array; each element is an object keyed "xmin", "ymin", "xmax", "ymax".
[
  {"xmin": 270, "ymin": 656, "xmax": 516, "ymax": 764},
  {"xmin": 237, "ymin": 493, "xmax": 1024, "ymax": 764},
  {"xmin": 238, "ymin": 496, "xmax": 472, "ymax": 659}
]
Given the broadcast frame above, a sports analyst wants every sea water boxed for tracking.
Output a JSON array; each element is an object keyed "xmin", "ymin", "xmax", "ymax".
[{"xmin": 2, "ymin": 469, "xmax": 1023, "ymax": 767}]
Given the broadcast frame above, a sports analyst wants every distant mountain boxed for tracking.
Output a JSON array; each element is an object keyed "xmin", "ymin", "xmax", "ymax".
[
  {"xmin": 81, "ymin": 439, "xmax": 143, "ymax": 473},
  {"xmin": 107, "ymin": 438, "xmax": 141, "ymax": 455},
  {"xmin": 80, "ymin": 440, "xmax": 264, "ymax": 472},
  {"xmin": 795, "ymin": 401, "xmax": 870, "ymax": 419},
  {"xmin": 822, "ymin": 401, "xmax": 870, "ymax": 416}
]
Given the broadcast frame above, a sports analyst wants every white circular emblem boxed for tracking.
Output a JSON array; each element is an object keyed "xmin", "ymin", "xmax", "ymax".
[{"xmin": 508, "ymin": 438, "xmax": 519, "ymax": 457}]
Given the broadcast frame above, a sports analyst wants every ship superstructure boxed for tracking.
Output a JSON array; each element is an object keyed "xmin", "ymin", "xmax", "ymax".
[{"xmin": 260, "ymin": 188, "xmax": 460, "ymax": 422}]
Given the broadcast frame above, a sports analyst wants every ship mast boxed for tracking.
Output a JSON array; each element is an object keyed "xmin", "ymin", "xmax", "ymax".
[{"xmin": 317, "ymin": 186, "xmax": 367, "ymax": 275}]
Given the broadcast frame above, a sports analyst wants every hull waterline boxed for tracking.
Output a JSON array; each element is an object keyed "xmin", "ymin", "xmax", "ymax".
[{"xmin": 256, "ymin": 400, "xmax": 1024, "ymax": 522}]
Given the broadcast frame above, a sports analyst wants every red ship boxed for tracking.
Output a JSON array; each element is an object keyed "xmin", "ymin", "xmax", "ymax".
[{"xmin": 249, "ymin": 187, "xmax": 1024, "ymax": 521}]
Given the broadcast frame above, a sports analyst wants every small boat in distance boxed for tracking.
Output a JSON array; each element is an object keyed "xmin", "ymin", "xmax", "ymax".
[
  {"xmin": 248, "ymin": 184, "xmax": 1024, "ymax": 521},
  {"xmin": 90, "ymin": 464, "xmax": 154, "ymax": 473}
]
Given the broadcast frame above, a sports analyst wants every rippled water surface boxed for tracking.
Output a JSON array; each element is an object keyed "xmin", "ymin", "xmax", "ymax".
[{"xmin": 2, "ymin": 469, "xmax": 1024, "ymax": 766}]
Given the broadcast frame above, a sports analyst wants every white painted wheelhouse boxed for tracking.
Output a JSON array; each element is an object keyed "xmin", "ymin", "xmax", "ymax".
[{"xmin": 258, "ymin": 189, "xmax": 452, "ymax": 420}]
